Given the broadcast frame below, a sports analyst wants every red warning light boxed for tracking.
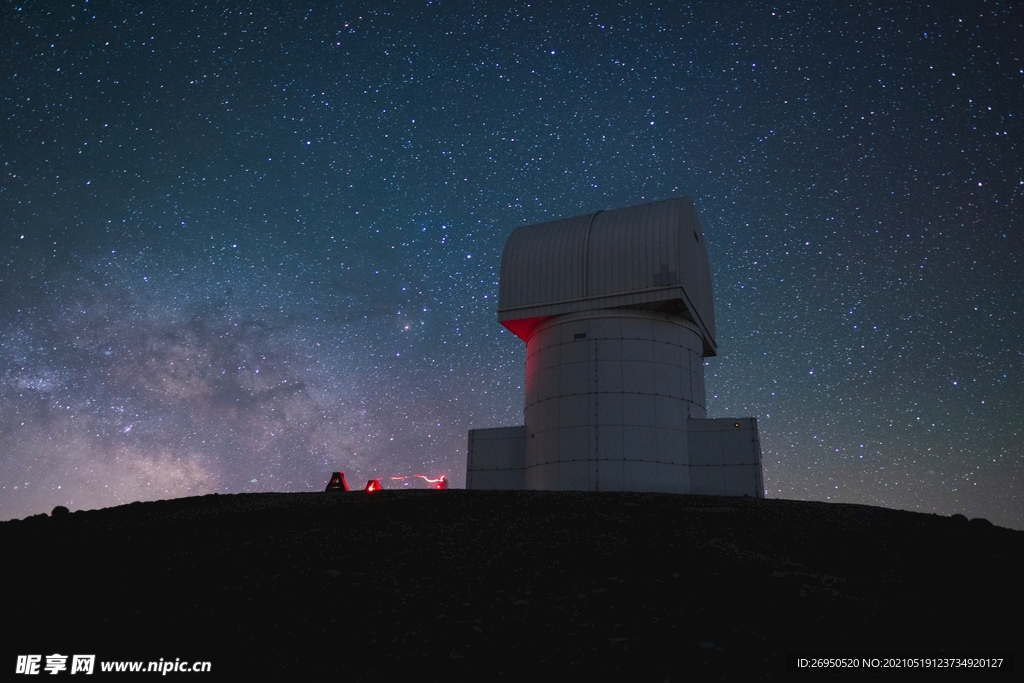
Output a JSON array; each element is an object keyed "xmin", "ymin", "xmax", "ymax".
[
  {"xmin": 364, "ymin": 479, "xmax": 382, "ymax": 492},
  {"xmin": 325, "ymin": 472, "xmax": 349, "ymax": 492}
]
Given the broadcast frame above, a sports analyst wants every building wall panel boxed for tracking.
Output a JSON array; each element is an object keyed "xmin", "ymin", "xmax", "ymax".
[
  {"xmin": 524, "ymin": 311, "xmax": 702, "ymax": 492},
  {"xmin": 655, "ymin": 364, "xmax": 684, "ymax": 400},
  {"xmin": 592, "ymin": 459, "xmax": 620, "ymax": 492},
  {"xmin": 598, "ymin": 424, "xmax": 625, "ymax": 461},
  {"xmin": 655, "ymin": 394, "xmax": 685, "ymax": 431},
  {"xmin": 466, "ymin": 427, "xmax": 527, "ymax": 490},
  {"xmin": 560, "ymin": 425, "xmax": 591, "ymax": 462}
]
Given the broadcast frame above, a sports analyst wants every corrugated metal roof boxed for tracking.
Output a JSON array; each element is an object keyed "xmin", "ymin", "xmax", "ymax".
[{"xmin": 498, "ymin": 197, "xmax": 717, "ymax": 355}]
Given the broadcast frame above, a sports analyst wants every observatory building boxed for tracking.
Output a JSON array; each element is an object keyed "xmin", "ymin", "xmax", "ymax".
[{"xmin": 466, "ymin": 197, "xmax": 764, "ymax": 497}]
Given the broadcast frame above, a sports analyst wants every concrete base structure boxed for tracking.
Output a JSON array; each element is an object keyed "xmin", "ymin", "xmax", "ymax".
[
  {"xmin": 466, "ymin": 426, "xmax": 526, "ymax": 490},
  {"xmin": 687, "ymin": 417, "xmax": 764, "ymax": 496},
  {"xmin": 467, "ymin": 415, "xmax": 763, "ymax": 497}
]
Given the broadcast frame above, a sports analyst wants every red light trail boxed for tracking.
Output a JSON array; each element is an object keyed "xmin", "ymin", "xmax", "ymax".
[
  {"xmin": 414, "ymin": 474, "xmax": 448, "ymax": 490},
  {"xmin": 325, "ymin": 472, "xmax": 447, "ymax": 491}
]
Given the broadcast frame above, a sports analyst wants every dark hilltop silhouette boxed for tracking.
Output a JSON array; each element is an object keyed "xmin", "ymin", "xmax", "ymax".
[{"xmin": 3, "ymin": 490, "xmax": 1019, "ymax": 679}]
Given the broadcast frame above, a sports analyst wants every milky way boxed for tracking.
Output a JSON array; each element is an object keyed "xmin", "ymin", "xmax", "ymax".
[{"xmin": 2, "ymin": 1, "xmax": 1021, "ymax": 528}]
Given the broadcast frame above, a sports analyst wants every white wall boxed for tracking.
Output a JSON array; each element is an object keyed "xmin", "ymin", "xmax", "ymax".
[
  {"xmin": 688, "ymin": 417, "xmax": 764, "ymax": 497},
  {"xmin": 522, "ymin": 309, "xmax": 705, "ymax": 492},
  {"xmin": 466, "ymin": 426, "xmax": 526, "ymax": 490}
]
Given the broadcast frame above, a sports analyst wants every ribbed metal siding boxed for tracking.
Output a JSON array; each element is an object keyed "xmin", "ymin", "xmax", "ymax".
[
  {"xmin": 588, "ymin": 199, "xmax": 680, "ymax": 297},
  {"xmin": 498, "ymin": 214, "xmax": 589, "ymax": 311},
  {"xmin": 497, "ymin": 197, "xmax": 716, "ymax": 349},
  {"xmin": 676, "ymin": 202, "xmax": 716, "ymax": 344}
]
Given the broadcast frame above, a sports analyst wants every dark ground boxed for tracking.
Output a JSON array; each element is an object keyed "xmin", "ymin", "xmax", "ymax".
[{"xmin": 3, "ymin": 490, "xmax": 1019, "ymax": 679}]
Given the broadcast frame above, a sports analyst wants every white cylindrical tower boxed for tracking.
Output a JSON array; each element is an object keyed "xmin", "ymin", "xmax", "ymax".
[
  {"xmin": 481, "ymin": 197, "xmax": 732, "ymax": 494},
  {"xmin": 466, "ymin": 198, "xmax": 764, "ymax": 497},
  {"xmin": 523, "ymin": 309, "xmax": 705, "ymax": 492}
]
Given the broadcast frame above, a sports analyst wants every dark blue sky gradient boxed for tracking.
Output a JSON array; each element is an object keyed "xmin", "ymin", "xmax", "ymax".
[{"xmin": 2, "ymin": 1, "xmax": 1021, "ymax": 528}]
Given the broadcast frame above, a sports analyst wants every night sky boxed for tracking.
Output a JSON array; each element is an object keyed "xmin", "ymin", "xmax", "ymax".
[{"xmin": 2, "ymin": 1, "xmax": 1021, "ymax": 529}]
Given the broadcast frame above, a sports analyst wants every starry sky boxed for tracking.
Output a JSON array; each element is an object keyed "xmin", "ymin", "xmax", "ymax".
[{"xmin": 2, "ymin": 1, "xmax": 1021, "ymax": 528}]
